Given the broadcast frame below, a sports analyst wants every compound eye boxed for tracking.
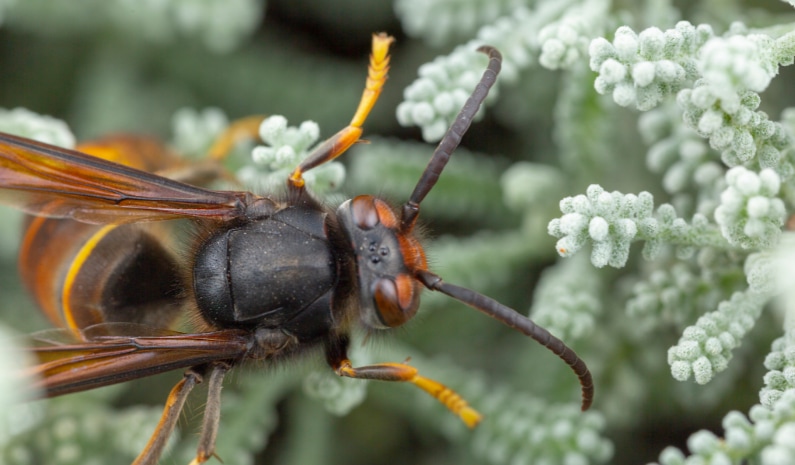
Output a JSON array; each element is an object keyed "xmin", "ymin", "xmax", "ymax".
[
  {"xmin": 372, "ymin": 275, "xmax": 420, "ymax": 327},
  {"xmin": 351, "ymin": 195, "xmax": 398, "ymax": 231},
  {"xmin": 351, "ymin": 195, "xmax": 379, "ymax": 229}
]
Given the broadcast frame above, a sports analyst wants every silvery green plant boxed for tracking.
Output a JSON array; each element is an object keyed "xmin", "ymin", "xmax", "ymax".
[
  {"xmin": 4, "ymin": 1, "xmax": 795, "ymax": 464},
  {"xmin": 395, "ymin": 0, "xmax": 795, "ymax": 464}
]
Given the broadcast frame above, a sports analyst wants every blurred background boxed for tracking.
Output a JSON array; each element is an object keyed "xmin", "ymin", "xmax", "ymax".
[{"xmin": 0, "ymin": 0, "xmax": 792, "ymax": 464}]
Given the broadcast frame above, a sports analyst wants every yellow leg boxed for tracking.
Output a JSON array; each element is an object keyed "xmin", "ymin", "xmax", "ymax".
[
  {"xmin": 335, "ymin": 359, "xmax": 482, "ymax": 428},
  {"xmin": 207, "ymin": 115, "xmax": 266, "ymax": 161},
  {"xmin": 188, "ymin": 363, "xmax": 230, "ymax": 465},
  {"xmin": 133, "ymin": 370, "xmax": 201, "ymax": 465},
  {"xmin": 288, "ymin": 33, "xmax": 394, "ymax": 189},
  {"xmin": 153, "ymin": 115, "xmax": 266, "ymax": 188}
]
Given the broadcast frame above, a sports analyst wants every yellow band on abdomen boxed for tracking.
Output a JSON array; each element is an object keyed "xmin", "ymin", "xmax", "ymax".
[{"xmin": 61, "ymin": 224, "xmax": 117, "ymax": 330}]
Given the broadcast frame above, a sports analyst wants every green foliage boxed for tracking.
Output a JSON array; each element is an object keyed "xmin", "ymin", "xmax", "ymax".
[
  {"xmin": 2, "ymin": 1, "xmax": 795, "ymax": 465},
  {"xmin": 244, "ymin": 115, "xmax": 345, "ymax": 194},
  {"xmin": 0, "ymin": 108, "xmax": 75, "ymax": 147}
]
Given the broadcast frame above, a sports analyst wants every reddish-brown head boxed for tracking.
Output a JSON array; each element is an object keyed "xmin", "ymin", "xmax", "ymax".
[{"xmin": 337, "ymin": 195, "xmax": 427, "ymax": 329}]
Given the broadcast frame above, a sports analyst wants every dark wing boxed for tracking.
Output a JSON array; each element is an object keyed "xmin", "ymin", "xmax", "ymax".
[
  {"xmin": 23, "ymin": 326, "xmax": 252, "ymax": 397},
  {"xmin": 0, "ymin": 132, "xmax": 258, "ymax": 223}
]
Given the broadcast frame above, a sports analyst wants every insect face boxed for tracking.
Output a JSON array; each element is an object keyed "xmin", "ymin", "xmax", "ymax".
[{"xmin": 337, "ymin": 195, "xmax": 426, "ymax": 329}]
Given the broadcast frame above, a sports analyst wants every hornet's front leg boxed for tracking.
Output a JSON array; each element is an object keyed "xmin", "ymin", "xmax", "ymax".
[{"xmin": 324, "ymin": 335, "xmax": 482, "ymax": 428}]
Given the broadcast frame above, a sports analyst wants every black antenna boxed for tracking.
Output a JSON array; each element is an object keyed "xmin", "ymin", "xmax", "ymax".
[
  {"xmin": 404, "ymin": 45, "xmax": 594, "ymax": 410},
  {"xmin": 417, "ymin": 270, "xmax": 594, "ymax": 411},
  {"xmin": 400, "ymin": 46, "xmax": 502, "ymax": 233}
]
